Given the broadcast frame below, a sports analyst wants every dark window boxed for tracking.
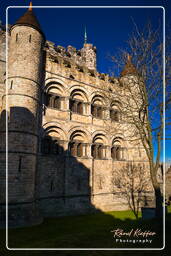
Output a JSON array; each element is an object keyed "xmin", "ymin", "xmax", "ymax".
[
  {"xmin": 70, "ymin": 75, "xmax": 75, "ymax": 79},
  {"xmin": 29, "ymin": 34, "xmax": 31, "ymax": 43},
  {"xmin": 77, "ymin": 143, "xmax": 83, "ymax": 157},
  {"xmin": 18, "ymin": 156, "xmax": 22, "ymax": 173},
  {"xmin": 116, "ymin": 146, "xmax": 121, "ymax": 160},
  {"xmin": 16, "ymin": 33, "xmax": 18, "ymax": 42},
  {"xmin": 111, "ymin": 146, "xmax": 121, "ymax": 160},
  {"xmin": 69, "ymin": 141, "xmax": 84, "ymax": 157},
  {"xmin": 91, "ymin": 105, "xmax": 96, "ymax": 116},
  {"xmin": 91, "ymin": 144, "xmax": 96, "ymax": 158},
  {"xmin": 10, "ymin": 80, "xmax": 13, "ymax": 90},
  {"xmin": 98, "ymin": 145, "xmax": 103, "ymax": 159},
  {"xmin": 97, "ymin": 107, "xmax": 103, "ymax": 118},
  {"xmin": 69, "ymin": 99, "xmax": 84, "ymax": 115},
  {"xmin": 50, "ymin": 180, "xmax": 54, "ymax": 192},
  {"xmin": 46, "ymin": 93, "xmax": 61, "ymax": 110},
  {"xmin": 77, "ymin": 102, "xmax": 83, "ymax": 114},
  {"xmin": 70, "ymin": 142, "xmax": 77, "ymax": 156},
  {"xmin": 91, "ymin": 104, "xmax": 103, "ymax": 119},
  {"xmin": 42, "ymin": 136, "xmax": 62, "ymax": 155},
  {"xmin": 110, "ymin": 109, "xmax": 120, "ymax": 121},
  {"xmin": 54, "ymin": 96, "xmax": 61, "ymax": 109},
  {"xmin": 49, "ymin": 96, "xmax": 54, "ymax": 108},
  {"xmin": 69, "ymin": 99, "xmax": 74, "ymax": 112},
  {"xmin": 91, "ymin": 144, "xmax": 104, "ymax": 159}
]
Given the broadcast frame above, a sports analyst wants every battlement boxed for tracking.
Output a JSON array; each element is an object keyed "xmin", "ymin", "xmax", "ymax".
[
  {"xmin": 45, "ymin": 39, "xmax": 97, "ymax": 71},
  {"xmin": 45, "ymin": 40, "xmax": 119, "ymax": 86}
]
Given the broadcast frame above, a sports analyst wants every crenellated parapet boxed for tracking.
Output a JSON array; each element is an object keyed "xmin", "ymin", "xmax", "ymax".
[
  {"xmin": 45, "ymin": 40, "xmax": 121, "ymax": 89},
  {"xmin": 45, "ymin": 40, "xmax": 97, "ymax": 71}
]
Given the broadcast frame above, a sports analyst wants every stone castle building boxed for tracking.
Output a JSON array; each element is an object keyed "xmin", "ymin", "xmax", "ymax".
[{"xmin": 0, "ymin": 5, "xmax": 152, "ymax": 227}]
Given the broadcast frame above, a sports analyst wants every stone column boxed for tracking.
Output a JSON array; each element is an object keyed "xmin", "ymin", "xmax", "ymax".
[
  {"xmin": 87, "ymin": 144, "xmax": 92, "ymax": 158},
  {"xmin": 106, "ymin": 146, "xmax": 111, "ymax": 159},
  {"xmin": 64, "ymin": 96, "xmax": 70, "ymax": 111}
]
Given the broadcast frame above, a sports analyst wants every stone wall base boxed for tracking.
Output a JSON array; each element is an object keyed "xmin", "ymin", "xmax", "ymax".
[
  {"xmin": 0, "ymin": 202, "xmax": 43, "ymax": 228},
  {"xmin": 36, "ymin": 195, "xmax": 130, "ymax": 218}
]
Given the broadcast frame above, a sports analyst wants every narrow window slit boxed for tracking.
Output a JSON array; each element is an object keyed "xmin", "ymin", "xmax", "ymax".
[
  {"xmin": 10, "ymin": 80, "xmax": 13, "ymax": 90},
  {"xmin": 50, "ymin": 180, "xmax": 54, "ymax": 192},
  {"xmin": 18, "ymin": 156, "xmax": 22, "ymax": 173}
]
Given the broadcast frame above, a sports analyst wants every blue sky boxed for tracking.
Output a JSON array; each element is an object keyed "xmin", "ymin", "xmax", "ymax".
[{"xmin": 1, "ymin": 0, "xmax": 171, "ymax": 161}]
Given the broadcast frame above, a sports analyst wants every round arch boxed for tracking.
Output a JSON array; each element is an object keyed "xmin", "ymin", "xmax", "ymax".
[
  {"xmin": 68, "ymin": 128, "xmax": 90, "ymax": 157},
  {"xmin": 45, "ymin": 81, "xmax": 66, "ymax": 96},
  {"xmin": 43, "ymin": 122, "xmax": 67, "ymax": 141}
]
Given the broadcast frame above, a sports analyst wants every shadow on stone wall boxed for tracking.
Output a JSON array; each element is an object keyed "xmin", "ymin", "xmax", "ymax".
[
  {"xmin": 0, "ymin": 107, "xmax": 41, "ymax": 228},
  {"xmin": 36, "ymin": 134, "xmax": 97, "ymax": 217}
]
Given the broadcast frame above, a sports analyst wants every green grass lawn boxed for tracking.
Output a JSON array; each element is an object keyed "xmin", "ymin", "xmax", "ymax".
[{"xmin": 0, "ymin": 209, "xmax": 170, "ymax": 256}]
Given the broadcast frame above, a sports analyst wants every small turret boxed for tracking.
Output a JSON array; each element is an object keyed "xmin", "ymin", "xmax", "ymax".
[
  {"xmin": 81, "ymin": 28, "xmax": 96, "ymax": 70},
  {"xmin": 14, "ymin": 2, "xmax": 45, "ymax": 38}
]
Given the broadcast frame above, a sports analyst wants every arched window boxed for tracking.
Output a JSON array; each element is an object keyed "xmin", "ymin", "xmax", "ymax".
[
  {"xmin": 77, "ymin": 102, "xmax": 83, "ymax": 114},
  {"xmin": 110, "ymin": 101, "xmax": 121, "ymax": 122},
  {"xmin": 69, "ymin": 99, "xmax": 83, "ymax": 114},
  {"xmin": 69, "ymin": 89, "xmax": 87, "ymax": 115},
  {"xmin": 98, "ymin": 144, "xmax": 103, "ymax": 159},
  {"xmin": 45, "ymin": 82, "xmax": 65, "ymax": 110},
  {"xmin": 91, "ymin": 134, "xmax": 107, "ymax": 159},
  {"xmin": 69, "ymin": 130, "xmax": 88, "ymax": 157},
  {"xmin": 111, "ymin": 146, "xmax": 121, "ymax": 160},
  {"xmin": 91, "ymin": 104, "xmax": 103, "ymax": 118},
  {"xmin": 111, "ymin": 137, "xmax": 126, "ymax": 161},
  {"xmin": 97, "ymin": 106, "xmax": 103, "ymax": 118},
  {"xmin": 69, "ymin": 141, "xmax": 77, "ymax": 156},
  {"xmin": 91, "ymin": 144, "xmax": 97, "ymax": 158},
  {"xmin": 46, "ymin": 93, "xmax": 61, "ymax": 110},
  {"xmin": 110, "ymin": 109, "xmax": 120, "ymax": 121},
  {"xmin": 91, "ymin": 95, "xmax": 105, "ymax": 119},
  {"xmin": 41, "ymin": 128, "xmax": 65, "ymax": 155},
  {"xmin": 77, "ymin": 143, "xmax": 83, "ymax": 157},
  {"xmin": 91, "ymin": 144, "xmax": 105, "ymax": 159},
  {"xmin": 69, "ymin": 141, "xmax": 83, "ymax": 157},
  {"xmin": 54, "ymin": 96, "xmax": 61, "ymax": 109}
]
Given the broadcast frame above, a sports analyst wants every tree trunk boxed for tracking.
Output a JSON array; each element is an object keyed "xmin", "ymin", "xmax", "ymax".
[
  {"xmin": 154, "ymin": 187, "xmax": 163, "ymax": 219},
  {"xmin": 150, "ymin": 162, "xmax": 163, "ymax": 219}
]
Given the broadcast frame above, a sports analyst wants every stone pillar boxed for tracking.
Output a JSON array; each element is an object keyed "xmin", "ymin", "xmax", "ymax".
[
  {"xmin": 82, "ymin": 143, "xmax": 87, "ymax": 157},
  {"xmin": 60, "ymin": 96, "xmax": 65, "ymax": 110},
  {"xmin": 88, "ymin": 103, "xmax": 92, "ymax": 116},
  {"xmin": 106, "ymin": 146, "xmax": 111, "ymax": 159},
  {"xmin": 65, "ymin": 96, "xmax": 70, "ymax": 111},
  {"xmin": 87, "ymin": 144, "xmax": 92, "ymax": 158}
]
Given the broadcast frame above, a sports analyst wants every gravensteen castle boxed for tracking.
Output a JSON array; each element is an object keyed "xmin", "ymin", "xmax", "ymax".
[{"xmin": 0, "ymin": 5, "xmax": 153, "ymax": 227}]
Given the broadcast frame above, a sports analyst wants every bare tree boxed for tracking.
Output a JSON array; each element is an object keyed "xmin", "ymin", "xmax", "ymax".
[
  {"xmin": 110, "ymin": 22, "xmax": 171, "ymax": 218},
  {"xmin": 112, "ymin": 162, "xmax": 150, "ymax": 219}
]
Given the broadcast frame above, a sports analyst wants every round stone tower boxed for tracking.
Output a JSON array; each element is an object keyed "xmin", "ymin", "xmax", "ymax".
[{"xmin": 0, "ymin": 4, "xmax": 45, "ymax": 227}]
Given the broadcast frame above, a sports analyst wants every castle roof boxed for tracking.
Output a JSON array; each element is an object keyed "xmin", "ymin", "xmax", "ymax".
[
  {"xmin": 120, "ymin": 54, "xmax": 138, "ymax": 77},
  {"xmin": 13, "ymin": 2, "xmax": 45, "ymax": 38}
]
